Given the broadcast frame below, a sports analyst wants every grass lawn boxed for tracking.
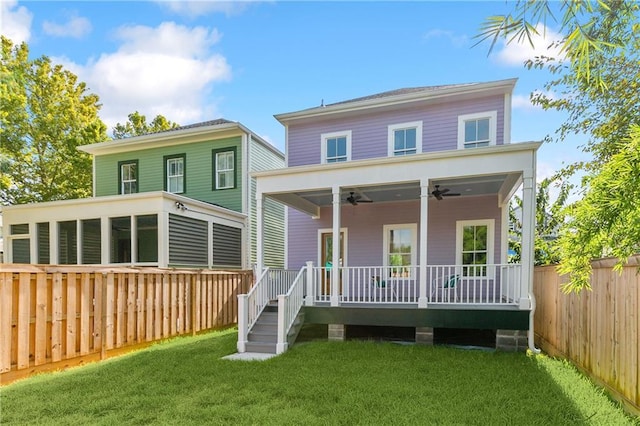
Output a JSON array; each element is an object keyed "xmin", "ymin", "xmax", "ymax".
[{"xmin": 1, "ymin": 328, "xmax": 637, "ymax": 425}]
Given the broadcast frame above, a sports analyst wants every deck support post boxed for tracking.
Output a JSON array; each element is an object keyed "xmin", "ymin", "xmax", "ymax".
[
  {"xmin": 418, "ymin": 180, "xmax": 429, "ymax": 308},
  {"xmin": 330, "ymin": 186, "xmax": 341, "ymax": 307}
]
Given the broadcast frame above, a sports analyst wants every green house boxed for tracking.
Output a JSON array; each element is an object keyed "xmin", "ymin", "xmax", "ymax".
[{"xmin": 2, "ymin": 119, "xmax": 285, "ymax": 269}]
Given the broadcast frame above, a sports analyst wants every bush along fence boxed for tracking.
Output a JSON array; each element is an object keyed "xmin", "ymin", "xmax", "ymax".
[
  {"xmin": 0, "ymin": 265, "xmax": 253, "ymax": 382},
  {"xmin": 533, "ymin": 255, "xmax": 640, "ymax": 416}
]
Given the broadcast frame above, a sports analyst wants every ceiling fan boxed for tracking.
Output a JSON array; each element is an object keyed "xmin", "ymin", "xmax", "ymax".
[
  {"xmin": 346, "ymin": 191, "xmax": 373, "ymax": 206},
  {"xmin": 431, "ymin": 185, "xmax": 461, "ymax": 201}
]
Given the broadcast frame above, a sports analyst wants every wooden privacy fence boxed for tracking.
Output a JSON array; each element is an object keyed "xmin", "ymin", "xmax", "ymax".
[
  {"xmin": 533, "ymin": 256, "xmax": 639, "ymax": 414},
  {"xmin": 0, "ymin": 265, "xmax": 252, "ymax": 380}
]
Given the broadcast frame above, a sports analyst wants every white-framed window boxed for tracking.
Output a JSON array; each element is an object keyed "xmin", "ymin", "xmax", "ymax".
[
  {"xmin": 457, "ymin": 111, "xmax": 497, "ymax": 149},
  {"xmin": 119, "ymin": 161, "xmax": 137, "ymax": 194},
  {"xmin": 456, "ymin": 219, "xmax": 495, "ymax": 277},
  {"xmin": 321, "ymin": 130, "xmax": 352, "ymax": 163},
  {"xmin": 165, "ymin": 155, "xmax": 185, "ymax": 194},
  {"xmin": 215, "ymin": 150, "xmax": 235, "ymax": 189},
  {"xmin": 388, "ymin": 121, "xmax": 422, "ymax": 156},
  {"xmin": 383, "ymin": 223, "xmax": 417, "ymax": 279}
]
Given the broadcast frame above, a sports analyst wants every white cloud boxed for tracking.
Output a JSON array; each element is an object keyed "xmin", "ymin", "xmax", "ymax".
[
  {"xmin": 43, "ymin": 14, "xmax": 92, "ymax": 38},
  {"xmin": 155, "ymin": 1, "xmax": 252, "ymax": 17},
  {"xmin": 423, "ymin": 29, "xmax": 468, "ymax": 48},
  {"xmin": 57, "ymin": 22, "xmax": 231, "ymax": 131},
  {"xmin": 0, "ymin": 0, "xmax": 33, "ymax": 44},
  {"xmin": 494, "ymin": 24, "xmax": 565, "ymax": 66}
]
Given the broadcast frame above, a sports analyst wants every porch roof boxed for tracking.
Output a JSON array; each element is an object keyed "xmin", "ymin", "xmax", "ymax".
[{"xmin": 253, "ymin": 141, "xmax": 541, "ymax": 216}]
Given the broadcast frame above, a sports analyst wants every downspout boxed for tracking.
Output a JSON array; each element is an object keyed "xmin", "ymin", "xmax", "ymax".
[{"xmin": 528, "ymin": 292, "xmax": 541, "ymax": 354}]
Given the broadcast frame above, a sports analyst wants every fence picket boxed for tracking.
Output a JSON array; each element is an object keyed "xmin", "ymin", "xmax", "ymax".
[
  {"xmin": 534, "ymin": 256, "xmax": 640, "ymax": 414},
  {"xmin": 1, "ymin": 266, "xmax": 252, "ymax": 382}
]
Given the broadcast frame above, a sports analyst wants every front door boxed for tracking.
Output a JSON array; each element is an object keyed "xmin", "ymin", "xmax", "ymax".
[{"xmin": 321, "ymin": 231, "xmax": 344, "ymax": 295}]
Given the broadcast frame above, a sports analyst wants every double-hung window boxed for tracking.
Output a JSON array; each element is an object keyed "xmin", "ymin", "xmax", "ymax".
[
  {"xmin": 213, "ymin": 148, "xmax": 236, "ymax": 190},
  {"xmin": 388, "ymin": 121, "xmax": 422, "ymax": 156},
  {"xmin": 164, "ymin": 154, "xmax": 185, "ymax": 194},
  {"xmin": 456, "ymin": 219, "xmax": 494, "ymax": 277},
  {"xmin": 383, "ymin": 224, "xmax": 417, "ymax": 278},
  {"xmin": 321, "ymin": 131, "xmax": 351, "ymax": 163},
  {"xmin": 457, "ymin": 111, "xmax": 497, "ymax": 149},
  {"xmin": 118, "ymin": 160, "xmax": 138, "ymax": 194}
]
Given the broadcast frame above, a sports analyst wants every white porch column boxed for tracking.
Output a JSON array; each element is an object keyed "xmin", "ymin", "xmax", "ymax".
[
  {"xmin": 50, "ymin": 220, "xmax": 59, "ymax": 265},
  {"xmin": 256, "ymin": 193, "xmax": 264, "ymax": 273},
  {"xmin": 520, "ymin": 172, "xmax": 535, "ymax": 309},
  {"xmin": 100, "ymin": 217, "xmax": 109, "ymax": 265},
  {"xmin": 418, "ymin": 180, "xmax": 429, "ymax": 308},
  {"xmin": 331, "ymin": 185, "xmax": 341, "ymax": 307}
]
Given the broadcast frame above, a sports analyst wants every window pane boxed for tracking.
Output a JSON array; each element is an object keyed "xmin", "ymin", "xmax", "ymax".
[
  {"xmin": 465, "ymin": 121, "xmax": 476, "ymax": 142},
  {"xmin": 394, "ymin": 130, "xmax": 405, "ymax": 150},
  {"xmin": 405, "ymin": 128, "xmax": 416, "ymax": 149},
  {"xmin": 336, "ymin": 137, "xmax": 346, "ymax": 156},
  {"xmin": 475, "ymin": 226, "xmax": 487, "ymax": 250},
  {"xmin": 327, "ymin": 138, "xmax": 337, "ymax": 158},
  {"xmin": 463, "ymin": 226, "xmax": 475, "ymax": 250},
  {"xmin": 37, "ymin": 222, "xmax": 50, "ymax": 264},
  {"xmin": 477, "ymin": 118, "xmax": 489, "ymax": 141}
]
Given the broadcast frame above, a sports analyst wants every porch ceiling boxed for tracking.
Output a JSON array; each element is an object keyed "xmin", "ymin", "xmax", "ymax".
[{"xmin": 269, "ymin": 172, "xmax": 522, "ymax": 214}]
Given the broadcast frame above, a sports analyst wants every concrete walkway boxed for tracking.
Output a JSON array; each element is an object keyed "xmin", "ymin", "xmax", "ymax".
[{"xmin": 222, "ymin": 352, "xmax": 278, "ymax": 361}]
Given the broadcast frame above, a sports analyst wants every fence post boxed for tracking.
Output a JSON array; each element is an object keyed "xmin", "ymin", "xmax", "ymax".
[
  {"xmin": 100, "ymin": 273, "xmax": 108, "ymax": 360},
  {"xmin": 237, "ymin": 294, "xmax": 248, "ymax": 353},
  {"xmin": 276, "ymin": 294, "xmax": 287, "ymax": 354},
  {"xmin": 191, "ymin": 274, "xmax": 197, "ymax": 336},
  {"xmin": 305, "ymin": 261, "xmax": 314, "ymax": 306}
]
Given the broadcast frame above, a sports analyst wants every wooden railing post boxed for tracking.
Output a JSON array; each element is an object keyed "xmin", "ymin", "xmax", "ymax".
[
  {"xmin": 305, "ymin": 262, "xmax": 314, "ymax": 306},
  {"xmin": 276, "ymin": 294, "xmax": 287, "ymax": 355}
]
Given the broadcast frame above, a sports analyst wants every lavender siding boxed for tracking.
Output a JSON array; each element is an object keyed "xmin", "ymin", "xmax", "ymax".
[
  {"xmin": 287, "ymin": 95, "xmax": 506, "ymax": 167},
  {"xmin": 287, "ymin": 195, "xmax": 502, "ymax": 269}
]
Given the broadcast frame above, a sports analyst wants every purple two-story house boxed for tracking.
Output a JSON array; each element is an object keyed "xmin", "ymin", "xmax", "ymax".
[{"xmin": 238, "ymin": 78, "xmax": 540, "ymax": 354}]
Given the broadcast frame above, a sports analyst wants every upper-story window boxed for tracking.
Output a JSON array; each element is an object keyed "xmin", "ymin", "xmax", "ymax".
[
  {"xmin": 321, "ymin": 130, "xmax": 352, "ymax": 163},
  {"xmin": 164, "ymin": 154, "xmax": 185, "ymax": 194},
  {"xmin": 118, "ymin": 160, "xmax": 138, "ymax": 194},
  {"xmin": 388, "ymin": 121, "xmax": 422, "ymax": 156},
  {"xmin": 457, "ymin": 111, "xmax": 497, "ymax": 149},
  {"xmin": 213, "ymin": 148, "xmax": 236, "ymax": 190}
]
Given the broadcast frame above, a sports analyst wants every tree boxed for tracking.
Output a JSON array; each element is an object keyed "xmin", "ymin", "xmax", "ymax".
[
  {"xmin": 509, "ymin": 177, "xmax": 570, "ymax": 266},
  {"xmin": 113, "ymin": 111, "xmax": 179, "ymax": 139},
  {"xmin": 478, "ymin": 1, "xmax": 640, "ymax": 291},
  {"xmin": 558, "ymin": 125, "xmax": 640, "ymax": 290},
  {"xmin": 0, "ymin": 36, "xmax": 108, "ymax": 204}
]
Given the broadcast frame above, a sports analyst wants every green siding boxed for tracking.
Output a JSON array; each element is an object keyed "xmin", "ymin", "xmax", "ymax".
[
  {"xmin": 249, "ymin": 138, "xmax": 285, "ymax": 268},
  {"xmin": 94, "ymin": 136, "xmax": 243, "ymax": 212}
]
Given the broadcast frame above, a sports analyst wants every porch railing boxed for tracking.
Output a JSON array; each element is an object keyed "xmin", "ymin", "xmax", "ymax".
[
  {"xmin": 308, "ymin": 264, "xmax": 522, "ymax": 306},
  {"xmin": 276, "ymin": 266, "xmax": 307, "ymax": 354}
]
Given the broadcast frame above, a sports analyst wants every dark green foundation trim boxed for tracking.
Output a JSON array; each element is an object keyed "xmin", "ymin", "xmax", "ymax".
[{"xmin": 303, "ymin": 306, "xmax": 529, "ymax": 330}]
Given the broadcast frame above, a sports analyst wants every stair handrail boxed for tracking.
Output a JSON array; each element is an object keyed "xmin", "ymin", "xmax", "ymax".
[
  {"xmin": 276, "ymin": 265, "xmax": 307, "ymax": 354},
  {"xmin": 237, "ymin": 267, "xmax": 271, "ymax": 353}
]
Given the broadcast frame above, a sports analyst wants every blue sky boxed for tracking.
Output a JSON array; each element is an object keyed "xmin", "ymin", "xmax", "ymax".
[{"xmin": 1, "ymin": 1, "xmax": 589, "ymax": 181}]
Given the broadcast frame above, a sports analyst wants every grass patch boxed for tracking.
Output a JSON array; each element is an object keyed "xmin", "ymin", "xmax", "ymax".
[{"xmin": 1, "ymin": 329, "xmax": 637, "ymax": 425}]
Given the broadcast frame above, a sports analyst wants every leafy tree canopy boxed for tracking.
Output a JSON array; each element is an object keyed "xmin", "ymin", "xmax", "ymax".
[
  {"xmin": 113, "ymin": 111, "xmax": 180, "ymax": 139},
  {"xmin": 478, "ymin": 1, "xmax": 640, "ymax": 291},
  {"xmin": 0, "ymin": 36, "xmax": 108, "ymax": 204},
  {"xmin": 509, "ymin": 177, "xmax": 570, "ymax": 266}
]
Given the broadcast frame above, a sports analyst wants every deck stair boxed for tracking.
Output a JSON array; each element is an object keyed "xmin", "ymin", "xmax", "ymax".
[{"xmin": 245, "ymin": 302, "xmax": 305, "ymax": 354}]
